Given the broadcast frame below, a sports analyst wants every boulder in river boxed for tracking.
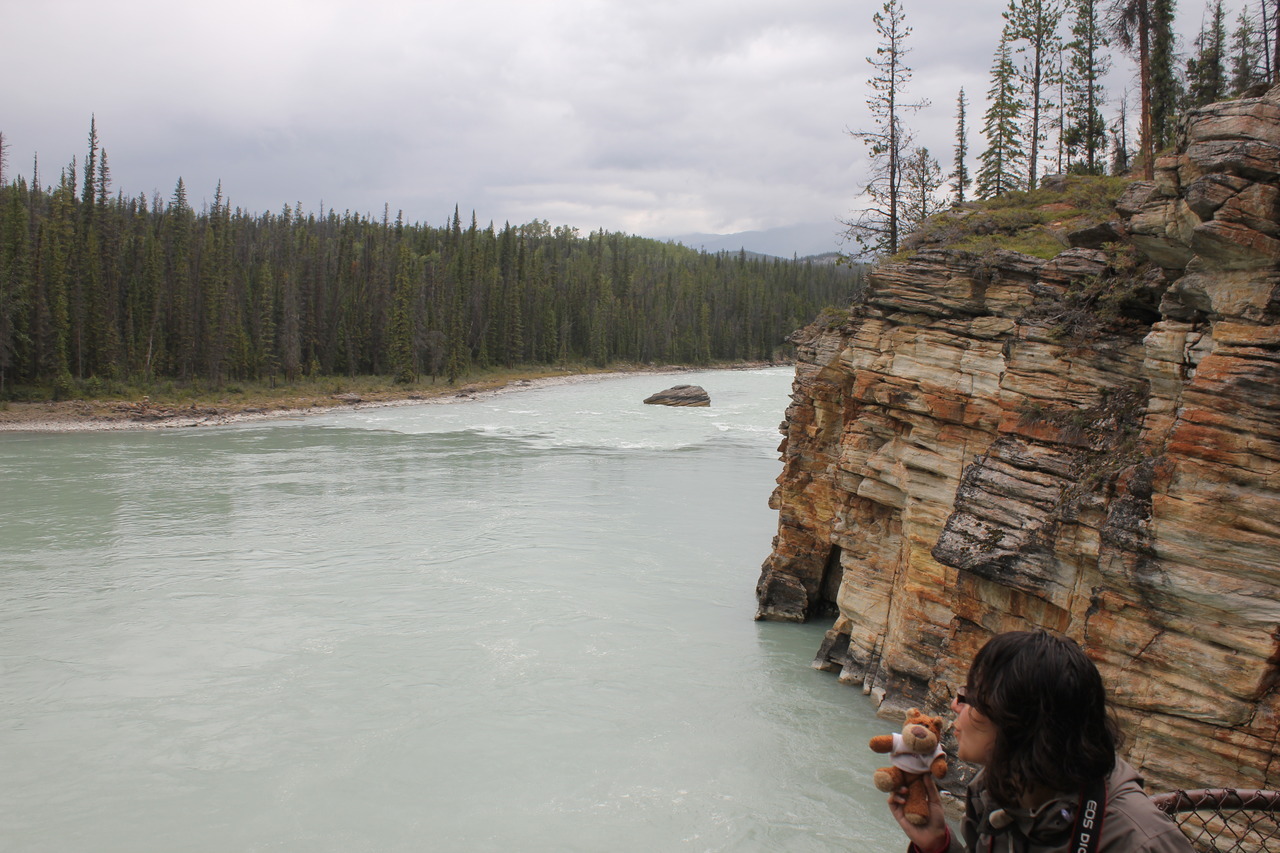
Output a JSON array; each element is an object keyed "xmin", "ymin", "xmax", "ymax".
[{"xmin": 643, "ymin": 384, "xmax": 710, "ymax": 407}]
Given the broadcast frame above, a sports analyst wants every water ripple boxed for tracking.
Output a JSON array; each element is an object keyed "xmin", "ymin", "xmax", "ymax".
[{"xmin": 0, "ymin": 368, "xmax": 905, "ymax": 852}]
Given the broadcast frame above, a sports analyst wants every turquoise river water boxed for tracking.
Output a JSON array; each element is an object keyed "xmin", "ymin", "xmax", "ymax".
[{"xmin": 0, "ymin": 368, "xmax": 907, "ymax": 852}]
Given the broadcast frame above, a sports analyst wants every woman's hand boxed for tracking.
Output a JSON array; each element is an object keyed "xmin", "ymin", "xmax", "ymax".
[{"xmin": 886, "ymin": 774, "xmax": 949, "ymax": 853}]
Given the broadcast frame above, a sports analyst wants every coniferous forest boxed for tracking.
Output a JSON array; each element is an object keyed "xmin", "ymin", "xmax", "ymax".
[{"xmin": 0, "ymin": 125, "xmax": 862, "ymax": 398}]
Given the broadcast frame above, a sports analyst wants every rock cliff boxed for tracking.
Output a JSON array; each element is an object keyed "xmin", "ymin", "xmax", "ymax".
[{"xmin": 756, "ymin": 90, "xmax": 1280, "ymax": 792}]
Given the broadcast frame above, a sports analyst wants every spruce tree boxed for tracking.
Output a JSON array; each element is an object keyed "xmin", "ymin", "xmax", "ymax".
[
  {"xmin": 256, "ymin": 263, "xmax": 277, "ymax": 384},
  {"xmin": 0, "ymin": 123, "xmax": 863, "ymax": 388},
  {"xmin": 0, "ymin": 179, "xmax": 32, "ymax": 395},
  {"xmin": 140, "ymin": 233, "xmax": 166, "ymax": 380},
  {"xmin": 197, "ymin": 181, "xmax": 232, "ymax": 383},
  {"xmin": 1186, "ymin": 0, "xmax": 1228, "ymax": 107},
  {"xmin": 502, "ymin": 236, "xmax": 525, "ymax": 368},
  {"xmin": 81, "ymin": 118, "xmax": 98, "ymax": 212},
  {"xmin": 389, "ymin": 243, "xmax": 415, "ymax": 383},
  {"xmin": 41, "ymin": 171, "xmax": 74, "ymax": 391},
  {"xmin": 280, "ymin": 269, "xmax": 301, "ymax": 382},
  {"xmin": 1150, "ymin": 0, "xmax": 1182, "ymax": 148},
  {"xmin": 903, "ymin": 147, "xmax": 946, "ymax": 228},
  {"xmin": 1231, "ymin": 7, "xmax": 1263, "ymax": 94},
  {"xmin": 952, "ymin": 89, "xmax": 970, "ymax": 203},
  {"xmin": 1065, "ymin": 0, "xmax": 1110, "ymax": 173},
  {"xmin": 978, "ymin": 26, "xmax": 1028, "ymax": 198},
  {"xmin": 165, "ymin": 178, "xmax": 195, "ymax": 379},
  {"xmin": 88, "ymin": 149, "xmax": 124, "ymax": 377},
  {"xmin": 1007, "ymin": 0, "xmax": 1065, "ymax": 189}
]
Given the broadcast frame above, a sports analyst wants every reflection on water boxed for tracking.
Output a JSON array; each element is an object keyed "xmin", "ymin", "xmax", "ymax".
[{"xmin": 0, "ymin": 369, "xmax": 905, "ymax": 852}]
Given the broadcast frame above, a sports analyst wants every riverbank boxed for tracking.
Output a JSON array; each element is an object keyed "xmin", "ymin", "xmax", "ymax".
[{"xmin": 0, "ymin": 363, "xmax": 785, "ymax": 432}]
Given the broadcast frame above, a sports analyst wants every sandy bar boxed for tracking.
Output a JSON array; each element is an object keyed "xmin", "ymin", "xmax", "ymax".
[{"xmin": 0, "ymin": 366, "xmax": 782, "ymax": 434}]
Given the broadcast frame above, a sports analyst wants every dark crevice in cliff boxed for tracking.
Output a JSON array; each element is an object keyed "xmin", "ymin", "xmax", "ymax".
[{"xmin": 814, "ymin": 545, "xmax": 843, "ymax": 619}]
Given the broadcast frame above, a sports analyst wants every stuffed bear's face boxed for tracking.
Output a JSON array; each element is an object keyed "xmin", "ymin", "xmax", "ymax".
[{"xmin": 899, "ymin": 708, "xmax": 943, "ymax": 754}]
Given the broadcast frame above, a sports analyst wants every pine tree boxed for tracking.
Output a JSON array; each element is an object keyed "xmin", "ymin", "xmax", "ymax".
[
  {"xmin": 978, "ymin": 26, "xmax": 1028, "ymax": 198},
  {"xmin": 952, "ymin": 89, "xmax": 971, "ymax": 203},
  {"xmin": 1110, "ymin": 0, "xmax": 1153, "ymax": 177},
  {"xmin": 1007, "ymin": 0, "xmax": 1065, "ymax": 190},
  {"xmin": 844, "ymin": 0, "xmax": 929, "ymax": 257},
  {"xmin": 1064, "ymin": 0, "xmax": 1110, "ymax": 173},
  {"xmin": 1109, "ymin": 0, "xmax": 1179, "ymax": 177}
]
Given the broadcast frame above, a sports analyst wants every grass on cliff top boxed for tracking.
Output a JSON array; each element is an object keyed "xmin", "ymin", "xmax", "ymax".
[{"xmin": 895, "ymin": 174, "xmax": 1132, "ymax": 262}]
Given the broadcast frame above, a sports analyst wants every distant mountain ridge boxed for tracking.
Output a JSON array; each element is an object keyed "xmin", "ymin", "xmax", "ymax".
[{"xmin": 667, "ymin": 222, "xmax": 843, "ymax": 260}]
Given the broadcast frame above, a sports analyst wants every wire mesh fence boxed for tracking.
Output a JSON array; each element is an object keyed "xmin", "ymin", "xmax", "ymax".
[{"xmin": 1151, "ymin": 789, "xmax": 1280, "ymax": 853}]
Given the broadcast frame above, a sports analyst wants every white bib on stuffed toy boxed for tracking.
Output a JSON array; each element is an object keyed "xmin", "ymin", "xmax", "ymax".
[{"xmin": 889, "ymin": 733, "xmax": 944, "ymax": 775}]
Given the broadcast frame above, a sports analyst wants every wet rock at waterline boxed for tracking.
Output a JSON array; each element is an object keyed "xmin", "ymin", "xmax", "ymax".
[{"xmin": 643, "ymin": 385, "xmax": 711, "ymax": 407}]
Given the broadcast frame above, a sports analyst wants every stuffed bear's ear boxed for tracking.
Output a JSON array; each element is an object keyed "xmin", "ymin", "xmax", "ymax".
[{"xmin": 905, "ymin": 708, "xmax": 921, "ymax": 720}]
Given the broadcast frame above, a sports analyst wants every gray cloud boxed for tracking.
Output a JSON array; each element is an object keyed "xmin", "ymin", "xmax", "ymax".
[{"xmin": 3, "ymin": 0, "xmax": 1210, "ymax": 240}]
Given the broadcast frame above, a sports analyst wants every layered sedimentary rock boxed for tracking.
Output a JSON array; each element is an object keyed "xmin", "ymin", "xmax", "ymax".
[{"xmin": 756, "ymin": 91, "xmax": 1280, "ymax": 792}]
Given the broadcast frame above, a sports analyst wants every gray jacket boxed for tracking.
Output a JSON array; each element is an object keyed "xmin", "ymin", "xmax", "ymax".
[{"xmin": 931, "ymin": 758, "xmax": 1194, "ymax": 853}]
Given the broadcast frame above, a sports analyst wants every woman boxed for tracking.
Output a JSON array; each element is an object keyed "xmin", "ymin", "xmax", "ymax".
[{"xmin": 888, "ymin": 630, "xmax": 1194, "ymax": 853}]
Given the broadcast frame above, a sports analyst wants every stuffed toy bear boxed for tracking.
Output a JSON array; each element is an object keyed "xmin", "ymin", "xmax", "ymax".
[{"xmin": 869, "ymin": 708, "xmax": 949, "ymax": 826}]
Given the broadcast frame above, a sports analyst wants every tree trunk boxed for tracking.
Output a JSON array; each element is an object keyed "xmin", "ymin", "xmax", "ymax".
[
  {"xmin": 1140, "ymin": 1, "xmax": 1154, "ymax": 179},
  {"xmin": 1273, "ymin": 0, "xmax": 1280, "ymax": 82}
]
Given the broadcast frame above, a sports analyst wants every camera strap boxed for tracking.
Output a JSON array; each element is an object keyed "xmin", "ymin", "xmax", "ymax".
[{"xmin": 1070, "ymin": 777, "xmax": 1107, "ymax": 853}]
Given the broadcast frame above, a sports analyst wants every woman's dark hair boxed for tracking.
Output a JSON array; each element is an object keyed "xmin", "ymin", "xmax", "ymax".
[{"xmin": 965, "ymin": 630, "xmax": 1120, "ymax": 805}]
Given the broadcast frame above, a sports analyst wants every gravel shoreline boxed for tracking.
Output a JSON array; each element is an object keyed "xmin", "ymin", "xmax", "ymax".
[{"xmin": 0, "ymin": 367, "xmax": 759, "ymax": 433}]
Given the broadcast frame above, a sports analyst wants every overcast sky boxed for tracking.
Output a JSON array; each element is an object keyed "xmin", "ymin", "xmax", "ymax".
[{"xmin": 4, "ymin": 0, "xmax": 1211, "ymax": 249}]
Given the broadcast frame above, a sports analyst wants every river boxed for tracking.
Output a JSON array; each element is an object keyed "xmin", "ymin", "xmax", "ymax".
[{"xmin": 0, "ymin": 368, "xmax": 907, "ymax": 852}]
